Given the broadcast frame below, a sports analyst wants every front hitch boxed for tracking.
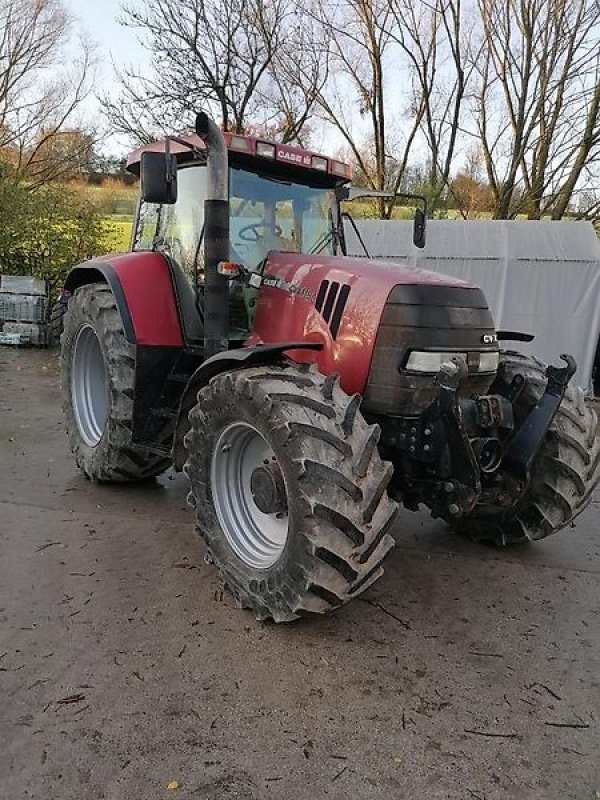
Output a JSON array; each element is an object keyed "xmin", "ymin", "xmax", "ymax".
[
  {"xmin": 437, "ymin": 357, "xmax": 481, "ymax": 507},
  {"xmin": 430, "ymin": 353, "xmax": 577, "ymax": 515},
  {"xmin": 501, "ymin": 354, "xmax": 577, "ymax": 479},
  {"xmin": 379, "ymin": 352, "xmax": 578, "ymax": 521},
  {"xmin": 436, "ymin": 353, "xmax": 578, "ymax": 492}
]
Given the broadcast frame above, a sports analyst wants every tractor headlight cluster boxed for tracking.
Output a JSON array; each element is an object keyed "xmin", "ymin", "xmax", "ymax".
[
  {"xmin": 405, "ymin": 351, "xmax": 464, "ymax": 373},
  {"xmin": 478, "ymin": 351, "xmax": 500, "ymax": 373},
  {"xmin": 404, "ymin": 351, "xmax": 499, "ymax": 374}
]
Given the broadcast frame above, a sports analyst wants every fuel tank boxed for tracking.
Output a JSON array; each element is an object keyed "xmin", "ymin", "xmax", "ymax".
[{"xmin": 247, "ymin": 253, "xmax": 498, "ymax": 412}]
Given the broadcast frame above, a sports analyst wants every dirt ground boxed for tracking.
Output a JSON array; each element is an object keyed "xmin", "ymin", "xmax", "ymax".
[{"xmin": 1, "ymin": 347, "xmax": 599, "ymax": 800}]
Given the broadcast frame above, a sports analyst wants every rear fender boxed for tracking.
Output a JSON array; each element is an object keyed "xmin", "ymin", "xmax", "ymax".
[
  {"xmin": 63, "ymin": 252, "xmax": 183, "ymax": 346},
  {"xmin": 172, "ymin": 342, "xmax": 322, "ymax": 468}
]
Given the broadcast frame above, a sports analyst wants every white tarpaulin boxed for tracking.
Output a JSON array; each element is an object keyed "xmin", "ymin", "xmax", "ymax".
[{"xmin": 345, "ymin": 219, "xmax": 600, "ymax": 394}]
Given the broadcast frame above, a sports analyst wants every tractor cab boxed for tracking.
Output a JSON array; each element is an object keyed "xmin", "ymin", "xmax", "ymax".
[{"xmin": 126, "ymin": 131, "xmax": 351, "ymax": 341}]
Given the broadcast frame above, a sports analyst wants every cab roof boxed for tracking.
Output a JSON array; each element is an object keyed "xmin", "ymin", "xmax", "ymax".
[{"xmin": 126, "ymin": 131, "xmax": 352, "ymax": 182}]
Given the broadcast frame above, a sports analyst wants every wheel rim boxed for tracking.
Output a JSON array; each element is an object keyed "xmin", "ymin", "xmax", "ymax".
[
  {"xmin": 71, "ymin": 324, "xmax": 108, "ymax": 447},
  {"xmin": 211, "ymin": 421, "xmax": 289, "ymax": 569}
]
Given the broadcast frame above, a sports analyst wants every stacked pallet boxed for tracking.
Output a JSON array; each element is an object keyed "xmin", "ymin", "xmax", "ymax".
[{"xmin": 0, "ymin": 275, "xmax": 50, "ymax": 346}]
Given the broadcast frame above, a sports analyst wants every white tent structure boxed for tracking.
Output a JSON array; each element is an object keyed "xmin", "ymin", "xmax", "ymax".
[{"xmin": 346, "ymin": 220, "xmax": 600, "ymax": 394}]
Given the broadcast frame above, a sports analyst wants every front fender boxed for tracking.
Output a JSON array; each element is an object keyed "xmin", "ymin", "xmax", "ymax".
[
  {"xmin": 63, "ymin": 252, "xmax": 183, "ymax": 346},
  {"xmin": 172, "ymin": 342, "xmax": 322, "ymax": 468}
]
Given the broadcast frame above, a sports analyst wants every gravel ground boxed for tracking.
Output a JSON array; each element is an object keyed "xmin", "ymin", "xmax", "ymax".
[{"xmin": 1, "ymin": 347, "xmax": 599, "ymax": 800}]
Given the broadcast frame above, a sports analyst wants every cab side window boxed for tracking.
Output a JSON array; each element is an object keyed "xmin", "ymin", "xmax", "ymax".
[
  {"xmin": 133, "ymin": 201, "xmax": 160, "ymax": 250},
  {"xmin": 156, "ymin": 165, "xmax": 206, "ymax": 279}
]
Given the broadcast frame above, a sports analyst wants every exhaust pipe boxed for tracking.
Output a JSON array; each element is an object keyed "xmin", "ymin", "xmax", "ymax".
[{"xmin": 195, "ymin": 112, "xmax": 229, "ymax": 358}]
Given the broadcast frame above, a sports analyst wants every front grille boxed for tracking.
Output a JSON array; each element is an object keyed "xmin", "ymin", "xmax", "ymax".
[{"xmin": 363, "ymin": 284, "xmax": 497, "ymax": 415}]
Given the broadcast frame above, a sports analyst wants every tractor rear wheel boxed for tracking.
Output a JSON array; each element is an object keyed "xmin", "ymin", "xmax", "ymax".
[
  {"xmin": 60, "ymin": 282, "xmax": 171, "ymax": 481},
  {"xmin": 184, "ymin": 363, "xmax": 397, "ymax": 622},
  {"xmin": 49, "ymin": 296, "xmax": 68, "ymax": 347},
  {"xmin": 454, "ymin": 351, "xmax": 600, "ymax": 545}
]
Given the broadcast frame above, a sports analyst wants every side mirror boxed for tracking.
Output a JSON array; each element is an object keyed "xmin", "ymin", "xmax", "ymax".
[
  {"xmin": 413, "ymin": 207, "xmax": 427, "ymax": 249},
  {"xmin": 140, "ymin": 150, "xmax": 178, "ymax": 204},
  {"xmin": 335, "ymin": 184, "xmax": 351, "ymax": 202}
]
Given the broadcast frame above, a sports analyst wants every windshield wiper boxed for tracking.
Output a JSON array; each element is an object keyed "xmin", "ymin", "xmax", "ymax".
[
  {"xmin": 308, "ymin": 227, "xmax": 338, "ymax": 255},
  {"xmin": 340, "ymin": 212, "xmax": 369, "ymax": 258}
]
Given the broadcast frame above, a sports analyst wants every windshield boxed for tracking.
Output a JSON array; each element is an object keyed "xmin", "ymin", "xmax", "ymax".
[
  {"xmin": 133, "ymin": 163, "xmax": 338, "ymax": 273},
  {"xmin": 230, "ymin": 167, "xmax": 337, "ymax": 269}
]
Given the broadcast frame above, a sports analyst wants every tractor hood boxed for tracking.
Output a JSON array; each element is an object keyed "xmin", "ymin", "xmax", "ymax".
[
  {"xmin": 247, "ymin": 252, "xmax": 483, "ymax": 397},
  {"xmin": 259, "ymin": 252, "xmax": 474, "ymax": 290}
]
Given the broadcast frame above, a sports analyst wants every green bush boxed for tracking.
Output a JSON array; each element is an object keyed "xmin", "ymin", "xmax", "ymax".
[
  {"xmin": 100, "ymin": 217, "xmax": 133, "ymax": 253},
  {"xmin": 0, "ymin": 166, "xmax": 106, "ymax": 296},
  {"xmin": 82, "ymin": 181, "xmax": 138, "ymax": 216}
]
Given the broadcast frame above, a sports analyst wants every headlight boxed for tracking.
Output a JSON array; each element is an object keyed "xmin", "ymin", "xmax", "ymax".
[
  {"xmin": 404, "ymin": 350, "xmax": 500, "ymax": 374},
  {"xmin": 478, "ymin": 351, "xmax": 499, "ymax": 373},
  {"xmin": 405, "ymin": 351, "xmax": 466, "ymax": 373}
]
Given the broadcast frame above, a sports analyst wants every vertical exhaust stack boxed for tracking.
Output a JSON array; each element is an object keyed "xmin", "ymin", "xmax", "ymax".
[{"xmin": 195, "ymin": 112, "xmax": 229, "ymax": 358}]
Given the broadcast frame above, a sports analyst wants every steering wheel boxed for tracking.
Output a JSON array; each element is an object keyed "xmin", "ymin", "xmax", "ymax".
[{"xmin": 238, "ymin": 222, "xmax": 283, "ymax": 242}]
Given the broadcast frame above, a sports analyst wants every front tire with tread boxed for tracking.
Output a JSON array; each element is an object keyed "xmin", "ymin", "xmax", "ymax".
[{"xmin": 184, "ymin": 363, "xmax": 397, "ymax": 622}]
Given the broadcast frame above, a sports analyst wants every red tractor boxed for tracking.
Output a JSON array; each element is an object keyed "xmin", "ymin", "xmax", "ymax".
[{"xmin": 60, "ymin": 113, "xmax": 599, "ymax": 622}]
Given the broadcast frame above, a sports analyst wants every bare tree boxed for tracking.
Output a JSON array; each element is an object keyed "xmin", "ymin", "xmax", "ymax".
[
  {"xmin": 313, "ymin": 0, "xmax": 389, "ymax": 199},
  {"xmin": 105, "ymin": 0, "xmax": 600, "ymax": 225},
  {"xmin": 302, "ymin": 0, "xmax": 472, "ymax": 217},
  {"xmin": 107, "ymin": 0, "xmax": 320, "ymax": 145},
  {"xmin": 257, "ymin": 11, "xmax": 329, "ymax": 147},
  {"xmin": 0, "ymin": 0, "xmax": 96, "ymax": 184},
  {"xmin": 449, "ymin": 144, "xmax": 495, "ymax": 217},
  {"xmin": 387, "ymin": 0, "xmax": 473, "ymax": 213},
  {"xmin": 305, "ymin": 0, "xmax": 414, "ymax": 216},
  {"xmin": 472, "ymin": 0, "xmax": 600, "ymax": 219}
]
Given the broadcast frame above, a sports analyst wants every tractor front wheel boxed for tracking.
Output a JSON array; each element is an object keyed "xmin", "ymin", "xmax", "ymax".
[
  {"xmin": 454, "ymin": 351, "xmax": 600, "ymax": 544},
  {"xmin": 60, "ymin": 282, "xmax": 171, "ymax": 481},
  {"xmin": 184, "ymin": 363, "xmax": 397, "ymax": 622}
]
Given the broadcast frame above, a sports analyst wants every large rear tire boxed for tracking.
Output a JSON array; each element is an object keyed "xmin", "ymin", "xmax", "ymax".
[
  {"xmin": 454, "ymin": 351, "xmax": 600, "ymax": 545},
  {"xmin": 48, "ymin": 296, "xmax": 68, "ymax": 347},
  {"xmin": 184, "ymin": 363, "xmax": 397, "ymax": 622},
  {"xmin": 60, "ymin": 282, "xmax": 171, "ymax": 481}
]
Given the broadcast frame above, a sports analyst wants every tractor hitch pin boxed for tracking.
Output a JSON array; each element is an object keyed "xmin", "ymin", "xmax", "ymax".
[
  {"xmin": 436, "ymin": 355, "xmax": 482, "ymax": 500},
  {"xmin": 438, "ymin": 356, "xmax": 469, "ymax": 390}
]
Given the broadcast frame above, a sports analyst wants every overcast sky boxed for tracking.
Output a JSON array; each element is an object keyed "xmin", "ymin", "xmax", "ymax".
[
  {"xmin": 64, "ymin": 0, "xmax": 149, "ymax": 154},
  {"xmin": 66, "ymin": 0, "xmax": 146, "ymax": 67}
]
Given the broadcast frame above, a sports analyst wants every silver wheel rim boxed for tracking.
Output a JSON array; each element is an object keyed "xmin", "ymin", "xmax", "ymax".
[
  {"xmin": 211, "ymin": 421, "xmax": 289, "ymax": 569},
  {"xmin": 71, "ymin": 324, "xmax": 108, "ymax": 447}
]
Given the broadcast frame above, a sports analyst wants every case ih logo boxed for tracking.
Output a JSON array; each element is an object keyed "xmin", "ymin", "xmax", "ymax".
[
  {"xmin": 277, "ymin": 148, "xmax": 311, "ymax": 166},
  {"xmin": 262, "ymin": 273, "xmax": 316, "ymax": 302}
]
